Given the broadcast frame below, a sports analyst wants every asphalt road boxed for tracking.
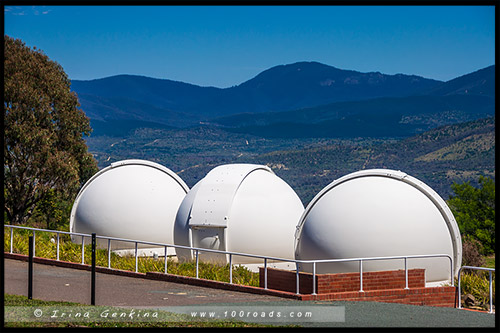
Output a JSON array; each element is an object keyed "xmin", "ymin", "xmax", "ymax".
[{"xmin": 4, "ymin": 258, "xmax": 496, "ymax": 327}]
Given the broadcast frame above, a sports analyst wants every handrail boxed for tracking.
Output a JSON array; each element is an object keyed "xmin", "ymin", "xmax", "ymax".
[
  {"xmin": 458, "ymin": 265, "xmax": 495, "ymax": 314},
  {"xmin": 5, "ymin": 224, "xmax": 454, "ymax": 295}
]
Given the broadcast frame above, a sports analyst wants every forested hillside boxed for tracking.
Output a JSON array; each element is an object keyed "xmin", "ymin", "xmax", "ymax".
[
  {"xmin": 244, "ymin": 116, "xmax": 495, "ymax": 204},
  {"xmin": 86, "ymin": 116, "xmax": 495, "ymax": 206}
]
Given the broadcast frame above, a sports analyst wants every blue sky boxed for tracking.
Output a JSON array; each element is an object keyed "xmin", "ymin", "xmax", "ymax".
[{"xmin": 4, "ymin": 5, "xmax": 495, "ymax": 88}]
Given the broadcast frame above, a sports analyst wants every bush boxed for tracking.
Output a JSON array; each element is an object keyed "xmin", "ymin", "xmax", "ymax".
[
  {"xmin": 448, "ymin": 176, "xmax": 495, "ymax": 255},
  {"xmin": 461, "ymin": 237, "xmax": 486, "ymax": 267},
  {"xmin": 459, "ymin": 271, "xmax": 495, "ymax": 310}
]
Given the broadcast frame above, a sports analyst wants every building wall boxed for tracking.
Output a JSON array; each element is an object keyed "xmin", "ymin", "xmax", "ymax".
[{"xmin": 259, "ymin": 267, "xmax": 456, "ymax": 307}]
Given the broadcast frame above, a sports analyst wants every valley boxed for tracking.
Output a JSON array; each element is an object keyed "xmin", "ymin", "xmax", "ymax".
[
  {"xmin": 77, "ymin": 61, "xmax": 495, "ymax": 206},
  {"xmin": 86, "ymin": 117, "xmax": 495, "ymax": 206}
]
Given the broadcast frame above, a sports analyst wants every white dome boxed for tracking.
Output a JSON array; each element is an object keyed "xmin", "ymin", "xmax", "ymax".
[
  {"xmin": 174, "ymin": 164, "xmax": 304, "ymax": 264},
  {"xmin": 70, "ymin": 159, "xmax": 189, "ymax": 250},
  {"xmin": 295, "ymin": 169, "xmax": 462, "ymax": 284}
]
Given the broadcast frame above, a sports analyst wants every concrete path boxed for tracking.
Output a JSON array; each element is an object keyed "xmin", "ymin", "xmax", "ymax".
[{"xmin": 4, "ymin": 258, "xmax": 286, "ymax": 307}]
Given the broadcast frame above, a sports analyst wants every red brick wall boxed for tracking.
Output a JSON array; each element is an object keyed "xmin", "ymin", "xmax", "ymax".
[
  {"xmin": 259, "ymin": 267, "xmax": 425, "ymax": 294},
  {"xmin": 259, "ymin": 267, "xmax": 457, "ymax": 307},
  {"xmin": 300, "ymin": 286, "xmax": 457, "ymax": 307}
]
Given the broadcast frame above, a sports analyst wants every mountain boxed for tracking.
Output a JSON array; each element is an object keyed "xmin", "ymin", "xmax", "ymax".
[
  {"xmin": 72, "ymin": 62, "xmax": 494, "ymax": 139},
  {"xmin": 77, "ymin": 92, "xmax": 199, "ymax": 130},
  {"xmin": 72, "ymin": 75, "xmax": 222, "ymax": 119},
  {"xmin": 213, "ymin": 94, "xmax": 494, "ymax": 138},
  {"xmin": 72, "ymin": 61, "xmax": 444, "ymax": 133},
  {"xmin": 424, "ymin": 65, "xmax": 495, "ymax": 97},
  {"xmin": 223, "ymin": 61, "xmax": 442, "ymax": 113},
  {"xmin": 211, "ymin": 65, "xmax": 495, "ymax": 138}
]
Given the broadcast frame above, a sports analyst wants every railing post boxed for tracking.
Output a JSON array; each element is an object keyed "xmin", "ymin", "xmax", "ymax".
[
  {"xmin": 91, "ymin": 233, "xmax": 96, "ymax": 306},
  {"xmin": 488, "ymin": 270, "xmax": 493, "ymax": 314},
  {"xmin": 81, "ymin": 235, "xmax": 85, "ymax": 264},
  {"xmin": 28, "ymin": 235, "xmax": 33, "ymax": 300},
  {"xmin": 458, "ymin": 267, "xmax": 463, "ymax": 309},
  {"xmin": 107, "ymin": 239, "xmax": 111, "ymax": 268},
  {"xmin": 264, "ymin": 258, "xmax": 268, "ymax": 289},
  {"xmin": 296, "ymin": 265, "xmax": 300, "ymax": 295},
  {"xmin": 164, "ymin": 246, "xmax": 168, "ymax": 274},
  {"xmin": 312, "ymin": 262, "xmax": 317, "ymax": 295},
  {"xmin": 229, "ymin": 254, "xmax": 233, "ymax": 284},
  {"xmin": 32, "ymin": 230, "xmax": 36, "ymax": 257},
  {"xmin": 135, "ymin": 242, "xmax": 138, "ymax": 273},
  {"xmin": 450, "ymin": 257, "xmax": 454, "ymax": 286},
  {"xmin": 56, "ymin": 232, "xmax": 60, "ymax": 261},
  {"xmin": 404, "ymin": 257, "xmax": 409, "ymax": 289},
  {"xmin": 359, "ymin": 260, "xmax": 364, "ymax": 292},
  {"xmin": 10, "ymin": 227, "xmax": 13, "ymax": 253},
  {"xmin": 195, "ymin": 250, "xmax": 199, "ymax": 279}
]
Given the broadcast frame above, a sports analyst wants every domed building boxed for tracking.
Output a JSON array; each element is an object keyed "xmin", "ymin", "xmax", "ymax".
[
  {"xmin": 70, "ymin": 159, "xmax": 189, "ymax": 253},
  {"xmin": 174, "ymin": 163, "xmax": 304, "ymax": 265},
  {"xmin": 294, "ymin": 169, "xmax": 462, "ymax": 285}
]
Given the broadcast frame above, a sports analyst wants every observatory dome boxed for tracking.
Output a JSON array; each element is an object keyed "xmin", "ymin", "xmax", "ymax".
[
  {"xmin": 295, "ymin": 169, "xmax": 462, "ymax": 284},
  {"xmin": 174, "ymin": 164, "xmax": 304, "ymax": 264},
  {"xmin": 70, "ymin": 159, "xmax": 189, "ymax": 250}
]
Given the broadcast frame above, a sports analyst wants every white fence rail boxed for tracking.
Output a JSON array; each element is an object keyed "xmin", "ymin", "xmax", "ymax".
[{"xmin": 5, "ymin": 225, "xmax": 454, "ymax": 295}]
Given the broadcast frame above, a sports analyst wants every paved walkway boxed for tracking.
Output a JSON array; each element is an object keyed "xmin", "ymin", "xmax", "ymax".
[
  {"xmin": 4, "ymin": 258, "xmax": 286, "ymax": 307},
  {"xmin": 4, "ymin": 258, "xmax": 496, "ymax": 327}
]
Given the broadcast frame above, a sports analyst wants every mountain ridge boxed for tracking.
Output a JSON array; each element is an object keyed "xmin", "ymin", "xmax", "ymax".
[
  {"xmin": 424, "ymin": 65, "xmax": 495, "ymax": 97},
  {"xmin": 210, "ymin": 65, "xmax": 495, "ymax": 138},
  {"xmin": 212, "ymin": 94, "xmax": 494, "ymax": 138},
  {"xmin": 72, "ymin": 61, "xmax": 445, "ymax": 122},
  {"xmin": 71, "ymin": 62, "xmax": 495, "ymax": 138},
  {"xmin": 85, "ymin": 115, "xmax": 495, "ymax": 204}
]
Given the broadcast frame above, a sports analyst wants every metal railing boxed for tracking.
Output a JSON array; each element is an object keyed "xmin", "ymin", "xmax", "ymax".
[
  {"xmin": 5, "ymin": 225, "xmax": 454, "ymax": 295},
  {"xmin": 303, "ymin": 253, "xmax": 454, "ymax": 294},
  {"xmin": 457, "ymin": 266, "xmax": 495, "ymax": 313}
]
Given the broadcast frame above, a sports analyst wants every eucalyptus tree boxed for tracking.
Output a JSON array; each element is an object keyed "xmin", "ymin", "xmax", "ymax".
[{"xmin": 4, "ymin": 36, "xmax": 98, "ymax": 225}]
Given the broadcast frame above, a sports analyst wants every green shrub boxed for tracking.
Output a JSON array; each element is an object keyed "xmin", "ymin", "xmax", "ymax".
[
  {"xmin": 448, "ymin": 176, "xmax": 495, "ymax": 255},
  {"xmin": 458, "ymin": 270, "xmax": 495, "ymax": 310}
]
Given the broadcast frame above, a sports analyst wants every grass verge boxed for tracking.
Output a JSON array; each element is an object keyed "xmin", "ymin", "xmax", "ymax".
[{"xmin": 4, "ymin": 294, "xmax": 294, "ymax": 328}]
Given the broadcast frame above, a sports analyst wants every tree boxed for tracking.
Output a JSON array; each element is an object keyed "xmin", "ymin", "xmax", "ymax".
[
  {"xmin": 4, "ymin": 36, "xmax": 98, "ymax": 226},
  {"xmin": 448, "ymin": 176, "xmax": 495, "ymax": 255},
  {"xmin": 32, "ymin": 188, "xmax": 72, "ymax": 230}
]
